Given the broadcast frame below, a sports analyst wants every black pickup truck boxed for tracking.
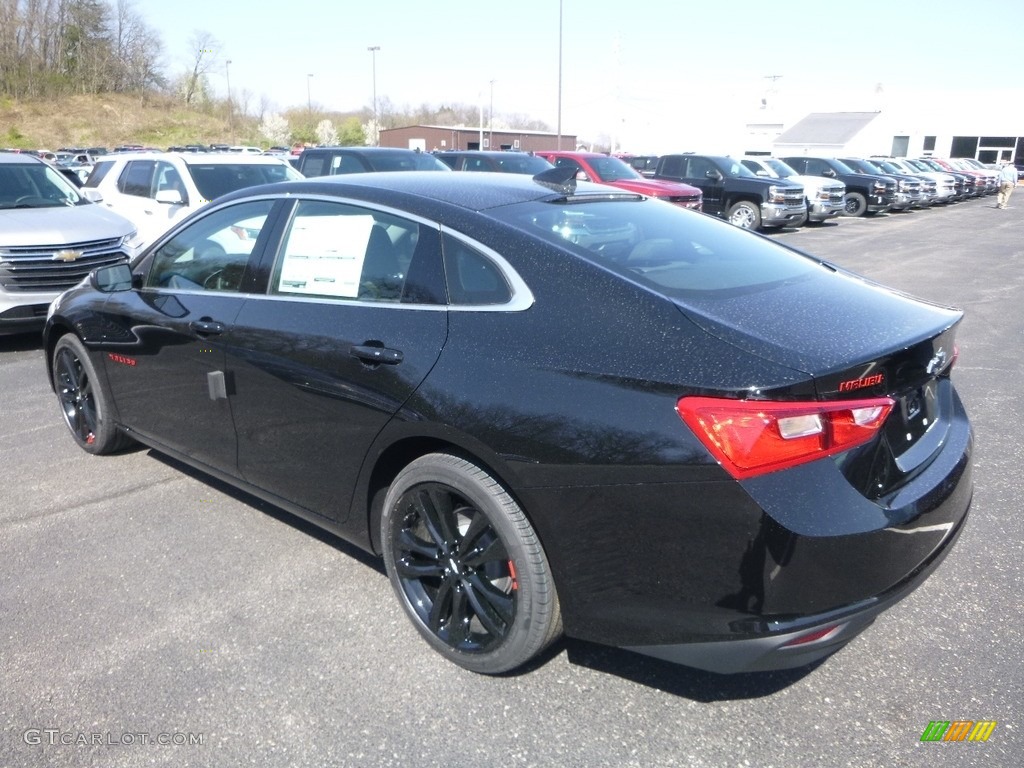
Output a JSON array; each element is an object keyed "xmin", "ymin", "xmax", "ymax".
[
  {"xmin": 779, "ymin": 156, "xmax": 897, "ymax": 217},
  {"xmin": 648, "ymin": 154, "xmax": 806, "ymax": 230}
]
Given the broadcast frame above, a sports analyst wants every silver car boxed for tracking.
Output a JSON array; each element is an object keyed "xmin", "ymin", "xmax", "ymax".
[{"xmin": 0, "ymin": 153, "xmax": 141, "ymax": 336}]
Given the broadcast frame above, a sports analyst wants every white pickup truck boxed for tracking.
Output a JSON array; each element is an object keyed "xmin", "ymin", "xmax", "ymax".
[{"xmin": 741, "ymin": 156, "xmax": 846, "ymax": 224}]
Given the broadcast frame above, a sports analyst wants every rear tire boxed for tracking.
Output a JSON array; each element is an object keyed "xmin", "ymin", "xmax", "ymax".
[
  {"xmin": 381, "ymin": 453, "xmax": 562, "ymax": 674},
  {"xmin": 52, "ymin": 334, "xmax": 133, "ymax": 455}
]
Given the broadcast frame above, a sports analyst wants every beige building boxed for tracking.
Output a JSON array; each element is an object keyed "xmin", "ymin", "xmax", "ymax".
[{"xmin": 380, "ymin": 125, "xmax": 577, "ymax": 153}]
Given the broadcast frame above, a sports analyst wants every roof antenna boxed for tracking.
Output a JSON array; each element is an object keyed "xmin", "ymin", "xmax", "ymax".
[{"xmin": 533, "ymin": 166, "xmax": 578, "ymax": 193}]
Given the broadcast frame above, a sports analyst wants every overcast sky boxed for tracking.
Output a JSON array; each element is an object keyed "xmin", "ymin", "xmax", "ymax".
[{"xmin": 134, "ymin": 0, "xmax": 1024, "ymax": 152}]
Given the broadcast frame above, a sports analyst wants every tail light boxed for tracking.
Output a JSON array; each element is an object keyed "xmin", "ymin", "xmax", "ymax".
[{"xmin": 676, "ymin": 396, "xmax": 894, "ymax": 480}]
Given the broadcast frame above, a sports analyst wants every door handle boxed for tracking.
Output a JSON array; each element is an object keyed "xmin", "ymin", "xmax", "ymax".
[
  {"xmin": 351, "ymin": 344, "xmax": 403, "ymax": 365},
  {"xmin": 190, "ymin": 319, "xmax": 225, "ymax": 336}
]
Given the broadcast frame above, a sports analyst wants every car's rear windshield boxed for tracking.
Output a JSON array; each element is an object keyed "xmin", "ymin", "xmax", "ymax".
[
  {"xmin": 495, "ymin": 155, "xmax": 553, "ymax": 174},
  {"xmin": 495, "ymin": 197, "xmax": 823, "ymax": 299},
  {"xmin": 185, "ymin": 162, "xmax": 301, "ymax": 201}
]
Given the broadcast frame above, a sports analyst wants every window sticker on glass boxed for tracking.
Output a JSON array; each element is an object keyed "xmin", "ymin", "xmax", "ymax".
[{"xmin": 277, "ymin": 214, "xmax": 373, "ymax": 297}]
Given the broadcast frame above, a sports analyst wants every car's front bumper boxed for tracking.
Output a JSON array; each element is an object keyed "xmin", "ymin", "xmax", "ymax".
[
  {"xmin": 808, "ymin": 200, "xmax": 844, "ymax": 222},
  {"xmin": 0, "ymin": 290, "xmax": 57, "ymax": 336},
  {"xmin": 760, "ymin": 202, "xmax": 807, "ymax": 227}
]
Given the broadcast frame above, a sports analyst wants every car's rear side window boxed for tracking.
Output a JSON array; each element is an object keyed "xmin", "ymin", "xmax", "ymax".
[
  {"xmin": 84, "ymin": 160, "xmax": 114, "ymax": 188},
  {"xmin": 269, "ymin": 200, "xmax": 444, "ymax": 304},
  {"xmin": 441, "ymin": 234, "xmax": 511, "ymax": 305},
  {"xmin": 118, "ymin": 160, "xmax": 156, "ymax": 198}
]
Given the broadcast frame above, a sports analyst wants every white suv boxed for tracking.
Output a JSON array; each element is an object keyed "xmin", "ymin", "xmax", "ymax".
[{"xmin": 82, "ymin": 152, "xmax": 301, "ymax": 246}]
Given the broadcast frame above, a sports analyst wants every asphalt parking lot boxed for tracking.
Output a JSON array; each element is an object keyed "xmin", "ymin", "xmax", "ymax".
[{"xmin": 2, "ymin": 196, "xmax": 1021, "ymax": 768}]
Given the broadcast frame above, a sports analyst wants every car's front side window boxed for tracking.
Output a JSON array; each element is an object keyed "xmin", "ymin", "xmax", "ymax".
[{"xmin": 144, "ymin": 200, "xmax": 275, "ymax": 291}]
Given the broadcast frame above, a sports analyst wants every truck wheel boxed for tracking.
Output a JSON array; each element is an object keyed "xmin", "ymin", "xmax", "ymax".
[
  {"xmin": 727, "ymin": 201, "xmax": 761, "ymax": 230},
  {"xmin": 843, "ymin": 192, "xmax": 867, "ymax": 217}
]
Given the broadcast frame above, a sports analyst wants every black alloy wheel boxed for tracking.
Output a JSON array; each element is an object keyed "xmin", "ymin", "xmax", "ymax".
[
  {"xmin": 381, "ymin": 454, "xmax": 561, "ymax": 674},
  {"xmin": 52, "ymin": 334, "xmax": 131, "ymax": 455},
  {"xmin": 843, "ymin": 192, "xmax": 868, "ymax": 216}
]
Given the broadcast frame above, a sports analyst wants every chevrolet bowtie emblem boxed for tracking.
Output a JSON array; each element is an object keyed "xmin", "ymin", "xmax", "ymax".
[{"xmin": 53, "ymin": 249, "xmax": 82, "ymax": 262}]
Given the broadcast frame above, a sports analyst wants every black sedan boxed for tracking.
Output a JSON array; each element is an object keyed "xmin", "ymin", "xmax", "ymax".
[{"xmin": 44, "ymin": 170, "xmax": 973, "ymax": 675}]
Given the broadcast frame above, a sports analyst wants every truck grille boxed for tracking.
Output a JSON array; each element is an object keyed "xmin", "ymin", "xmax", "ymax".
[
  {"xmin": 782, "ymin": 188, "xmax": 805, "ymax": 205},
  {"xmin": 0, "ymin": 237, "xmax": 128, "ymax": 292},
  {"xmin": 824, "ymin": 185, "xmax": 845, "ymax": 203}
]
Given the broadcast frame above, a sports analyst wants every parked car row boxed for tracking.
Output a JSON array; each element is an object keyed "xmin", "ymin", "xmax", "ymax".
[
  {"xmin": 1, "ymin": 143, "xmax": 1007, "ymax": 338},
  {"xmin": 618, "ymin": 152, "xmax": 1003, "ymax": 231}
]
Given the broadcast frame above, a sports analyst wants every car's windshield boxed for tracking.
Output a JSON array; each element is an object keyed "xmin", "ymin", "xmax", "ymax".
[
  {"xmin": 842, "ymin": 159, "xmax": 877, "ymax": 174},
  {"xmin": 764, "ymin": 158, "xmax": 798, "ymax": 177},
  {"xmin": 587, "ymin": 156, "xmax": 644, "ymax": 182},
  {"xmin": 729, "ymin": 160, "xmax": 757, "ymax": 178},
  {"xmin": 0, "ymin": 162, "xmax": 85, "ymax": 208},
  {"xmin": 495, "ymin": 197, "xmax": 821, "ymax": 300},
  {"xmin": 185, "ymin": 161, "xmax": 302, "ymax": 201}
]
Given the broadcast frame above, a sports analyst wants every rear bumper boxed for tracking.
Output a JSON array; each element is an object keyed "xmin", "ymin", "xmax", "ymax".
[
  {"xmin": 625, "ymin": 498, "xmax": 969, "ymax": 673},
  {"xmin": 522, "ymin": 387, "xmax": 973, "ymax": 673}
]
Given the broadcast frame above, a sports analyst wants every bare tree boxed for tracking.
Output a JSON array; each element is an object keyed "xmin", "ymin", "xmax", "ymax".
[{"xmin": 183, "ymin": 30, "xmax": 219, "ymax": 106}]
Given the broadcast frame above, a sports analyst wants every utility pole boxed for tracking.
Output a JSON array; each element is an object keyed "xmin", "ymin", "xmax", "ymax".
[{"xmin": 367, "ymin": 46, "xmax": 380, "ymax": 145}]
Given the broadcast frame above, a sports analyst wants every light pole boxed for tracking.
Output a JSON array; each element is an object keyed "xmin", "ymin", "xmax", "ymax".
[
  {"xmin": 307, "ymin": 73, "xmax": 313, "ymax": 114},
  {"xmin": 557, "ymin": 0, "xmax": 563, "ymax": 150},
  {"xmin": 367, "ymin": 46, "xmax": 380, "ymax": 145},
  {"xmin": 225, "ymin": 60, "xmax": 232, "ymax": 140},
  {"xmin": 489, "ymin": 78, "xmax": 495, "ymax": 150}
]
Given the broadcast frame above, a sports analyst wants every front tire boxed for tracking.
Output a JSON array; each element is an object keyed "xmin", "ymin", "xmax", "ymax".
[
  {"xmin": 52, "ymin": 334, "xmax": 133, "ymax": 454},
  {"xmin": 727, "ymin": 200, "xmax": 761, "ymax": 230},
  {"xmin": 381, "ymin": 453, "xmax": 562, "ymax": 674},
  {"xmin": 843, "ymin": 192, "xmax": 867, "ymax": 217}
]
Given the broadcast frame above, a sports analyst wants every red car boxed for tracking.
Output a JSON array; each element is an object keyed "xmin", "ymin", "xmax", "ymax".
[{"xmin": 534, "ymin": 151, "xmax": 702, "ymax": 211}]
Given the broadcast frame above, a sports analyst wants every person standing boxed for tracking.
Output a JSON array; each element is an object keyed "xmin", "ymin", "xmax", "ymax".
[{"xmin": 997, "ymin": 161, "xmax": 1018, "ymax": 209}]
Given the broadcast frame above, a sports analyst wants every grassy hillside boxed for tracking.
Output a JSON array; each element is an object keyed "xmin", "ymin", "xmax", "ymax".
[{"xmin": 1, "ymin": 93, "xmax": 243, "ymax": 150}]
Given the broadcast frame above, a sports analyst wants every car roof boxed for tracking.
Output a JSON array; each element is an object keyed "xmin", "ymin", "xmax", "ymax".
[
  {"xmin": 217, "ymin": 169, "xmax": 631, "ymax": 211},
  {"xmin": 535, "ymin": 150, "xmax": 609, "ymax": 159},
  {"xmin": 302, "ymin": 146, "xmax": 424, "ymax": 155},
  {"xmin": 0, "ymin": 152, "xmax": 44, "ymax": 165},
  {"xmin": 436, "ymin": 150, "xmax": 533, "ymax": 158},
  {"xmin": 96, "ymin": 151, "xmax": 291, "ymax": 165}
]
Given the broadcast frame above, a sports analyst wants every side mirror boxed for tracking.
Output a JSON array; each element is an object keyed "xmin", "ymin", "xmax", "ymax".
[
  {"xmin": 155, "ymin": 189, "xmax": 185, "ymax": 205},
  {"xmin": 90, "ymin": 263, "xmax": 133, "ymax": 293},
  {"xmin": 707, "ymin": 169, "xmax": 723, "ymax": 181},
  {"xmin": 81, "ymin": 188, "xmax": 103, "ymax": 203},
  {"xmin": 822, "ymin": 169, "xmax": 836, "ymax": 178}
]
